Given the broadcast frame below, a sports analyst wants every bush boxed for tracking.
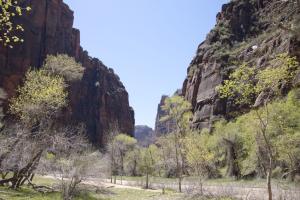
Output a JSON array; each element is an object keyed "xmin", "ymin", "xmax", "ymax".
[{"xmin": 43, "ymin": 54, "xmax": 84, "ymax": 82}]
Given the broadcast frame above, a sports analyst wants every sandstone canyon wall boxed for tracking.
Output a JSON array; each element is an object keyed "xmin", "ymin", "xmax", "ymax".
[
  {"xmin": 181, "ymin": 0, "xmax": 300, "ymax": 130},
  {"xmin": 154, "ymin": 90, "xmax": 181, "ymax": 136},
  {"xmin": 0, "ymin": 0, "xmax": 135, "ymax": 146}
]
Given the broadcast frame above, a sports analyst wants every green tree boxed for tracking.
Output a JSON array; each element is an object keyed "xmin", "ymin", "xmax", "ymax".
[
  {"xmin": 0, "ymin": 0, "xmax": 31, "ymax": 47},
  {"xmin": 10, "ymin": 69, "xmax": 67, "ymax": 125},
  {"xmin": 212, "ymin": 115, "xmax": 259, "ymax": 178},
  {"xmin": 160, "ymin": 95, "xmax": 192, "ymax": 192},
  {"xmin": 268, "ymin": 89, "xmax": 300, "ymax": 181},
  {"xmin": 0, "ymin": 55, "xmax": 87, "ymax": 189},
  {"xmin": 212, "ymin": 121, "xmax": 243, "ymax": 178},
  {"xmin": 1, "ymin": 66, "xmax": 68, "ymax": 188},
  {"xmin": 184, "ymin": 131, "xmax": 215, "ymax": 194},
  {"xmin": 217, "ymin": 63, "xmax": 256, "ymax": 105},
  {"xmin": 113, "ymin": 134, "xmax": 137, "ymax": 184},
  {"xmin": 217, "ymin": 53, "xmax": 299, "ymax": 200},
  {"xmin": 156, "ymin": 134, "xmax": 176, "ymax": 178},
  {"xmin": 124, "ymin": 148, "xmax": 140, "ymax": 176},
  {"xmin": 138, "ymin": 144, "xmax": 160, "ymax": 189}
]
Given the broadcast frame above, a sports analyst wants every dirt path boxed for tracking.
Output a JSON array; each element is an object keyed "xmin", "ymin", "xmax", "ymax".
[
  {"xmin": 98, "ymin": 178, "xmax": 300, "ymax": 200},
  {"xmin": 43, "ymin": 176, "xmax": 300, "ymax": 200},
  {"xmin": 43, "ymin": 175, "xmax": 161, "ymax": 193}
]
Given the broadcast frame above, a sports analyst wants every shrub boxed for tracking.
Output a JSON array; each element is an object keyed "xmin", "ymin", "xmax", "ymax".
[{"xmin": 43, "ymin": 54, "xmax": 84, "ymax": 82}]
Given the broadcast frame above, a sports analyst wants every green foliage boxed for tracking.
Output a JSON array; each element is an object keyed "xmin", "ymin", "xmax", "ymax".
[
  {"xmin": 160, "ymin": 95, "xmax": 192, "ymax": 134},
  {"xmin": 217, "ymin": 63, "xmax": 256, "ymax": 105},
  {"xmin": 114, "ymin": 134, "xmax": 137, "ymax": 148},
  {"xmin": 217, "ymin": 53, "xmax": 300, "ymax": 105},
  {"xmin": 268, "ymin": 89, "xmax": 300, "ymax": 176},
  {"xmin": 43, "ymin": 54, "xmax": 85, "ymax": 82},
  {"xmin": 9, "ymin": 69, "xmax": 67, "ymax": 123},
  {"xmin": 112, "ymin": 134, "xmax": 137, "ymax": 178},
  {"xmin": 184, "ymin": 131, "xmax": 215, "ymax": 177},
  {"xmin": 139, "ymin": 144, "xmax": 160, "ymax": 176},
  {"xmin": 0, "ymin": 0, "xmax": 31, "ymax": 48},
  {"xmin": 211, "ymin": 89, "xmax": 300, "ymax": 178},
  {"xmin": 155, "ymin": 134, "xmax": 177, "ymax": 177},
  {"xmin": 256, "ymin": 53, "xmax": 299, "ymax": 94},
  {"xmin": 124, "ymin": 148, "xmax": 140, "ymax": 176}
]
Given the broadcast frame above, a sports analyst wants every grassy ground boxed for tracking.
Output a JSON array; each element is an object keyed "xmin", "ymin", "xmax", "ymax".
[
  {"xmin": 0, "ymin": 187, "xmax": 61, "ymax": 200},
  {"xmin": 0, "ymin": 186, "xmax": 234, "ymax": 200},
  {"xmin": 0, "ymin": 176, "xmax": 234, "ymax": 200}
]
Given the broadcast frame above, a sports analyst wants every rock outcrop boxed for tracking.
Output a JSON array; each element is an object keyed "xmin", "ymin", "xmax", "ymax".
[
  {"xmin": 154, "ymin": 94, "xmax": 178, "ymax": 136},
  {"xmin": 0, "ymin": 0, "xmax": 134, "ymax": 146},
  {"xmin": 154, "ymin": 95, "xmax": 169, "ymax": 136},
  {"xmin": 134, "ymin": 125, "xmax": 154, "ymax": 147},
  {"xmin": 182, "ymin": 0, "xmax": 300, "ymax": 130}
]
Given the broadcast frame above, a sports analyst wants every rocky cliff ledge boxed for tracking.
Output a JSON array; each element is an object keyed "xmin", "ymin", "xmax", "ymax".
[
  {"xmin": 0, "ymin": 0, "xmax": 134, "ymax": 146},
  {"xmin": 182, "ymin": 0, "xmax": 300, "ymax": 130}
]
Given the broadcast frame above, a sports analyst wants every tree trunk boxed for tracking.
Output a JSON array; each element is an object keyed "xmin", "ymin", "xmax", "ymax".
[
  {"xmin": 146, "ymin": 171, "xmax": 149, "ymax": 189},
  {"xmin": 198, "ymin": 169, "xmax": 203, "ymax": 195},
  {"xmin": 11, "ymin": 150, "xmax": 43, "ymax": 189},
  {"xmin": 289, "ymin": 170, "xmax": 296, "ymax": 182},
  {"xmin": 256, "ymin": 105, "xmax": 273, "ymax": 200},
  {"xmin": 1, "ymin": 172, "xmax": 8, "ymax": 179},
  {"xmin": 178, "ymin": 176, "xmax": 182, "ymax": 193},
  {"xmin": 0, "ymin": 177, "xmax": 14, "ymax": 186},
  {"xmin": 174, "ymin": 132, "xmax": 182, "ymax": 193},
  {"xmin": 267, "ymin": 156, "xmax": 273, "ymax": 200},
  {"xmin": 121, "ymin": 153, "xmax": 124, "ymax": 185},
  {"xmin": 224, "ymin": 139, "xmax": 240, "ymax": 178},
  {"xmin": 175, "ymin": 139, "xmax": 182, "ymax": 192},
  {"xmin": 133, "ymin": 159, "xmax": 137, "ymax": 176}
]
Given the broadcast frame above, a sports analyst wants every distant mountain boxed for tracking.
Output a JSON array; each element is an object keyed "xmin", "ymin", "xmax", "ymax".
[{"xmin": 134, "ymin": 125, "xmax": 154, "ymax": 147}]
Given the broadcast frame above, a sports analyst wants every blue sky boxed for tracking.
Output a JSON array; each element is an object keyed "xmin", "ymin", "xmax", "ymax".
[{"xmin": 64, "ymin": 0, "xmax": 229, "ymax": 128}]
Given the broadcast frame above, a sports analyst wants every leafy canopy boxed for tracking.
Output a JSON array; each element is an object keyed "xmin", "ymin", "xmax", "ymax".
[
  {"xmin": 114, "ymin": 134, "xmax": 137, "ymax": 147},
  {"xmin": 0, "ymin": 0, "xmax": 31, "ymax": 47},
  {"xmin": 217, "ymin": 53, "xmax": 299, "ymax": 105},
  {"xmin": 210, "ymin": 89, "xmax": 300, "ymax": 177},
  {"xmin": 184, "ymin": 131, "xmax": 215, "ymax": 176},
  {"xmin": 10, "ymin": 69, "xmax": 67, "ymax": 123},
  {"xmin": 139, "ymin": 144, "xmax": 160, "ymax": 175},
  {"xmin": 160, "ymin": 95, "xmax": 192, "ymax": 134}
]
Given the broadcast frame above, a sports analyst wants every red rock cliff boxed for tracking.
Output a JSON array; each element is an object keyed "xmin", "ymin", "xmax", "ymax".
[
  {"xmin": 182, "ymin": 0, "xmax": 300, "ymax": 130},
  {"xmin": 0, "ymin": 0, "xmax": 135, "ymax": 146}
]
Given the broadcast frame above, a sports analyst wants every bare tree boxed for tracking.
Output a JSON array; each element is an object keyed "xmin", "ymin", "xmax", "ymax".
[{"xmin": 37, "ymin": 127, "xmax": 103, "ymax": 200}]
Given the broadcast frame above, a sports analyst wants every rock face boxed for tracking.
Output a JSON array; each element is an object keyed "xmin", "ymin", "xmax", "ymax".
[
  {"xmin": 134, "ymin": 125, "xmax": 154, "ymax": 147},
  {"xmin": 0, "ymin": 0, "xmax": 134, "ymax": 146},
  {"xmin": 182, "ymin": 0, "xmax": 300, "ymax": 130},
  {"xmin": 154, "ymin": 95, "xmax": 177, "ymax": 136},
  {"xmin": 154, "ymin": 95, "xmax": 169, "ymax": 136}
]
